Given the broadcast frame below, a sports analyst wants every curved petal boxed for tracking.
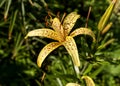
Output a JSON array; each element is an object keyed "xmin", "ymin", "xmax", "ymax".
[
  {"xmin": 25, "ymin": 28, "xmax": 60, "ymax": 41},
  {"xmin": 63, "ymin": 36, "xmax": 80, "ymax": 66},
  {"xmin": 82, "ymin": 76, "xmax": 95, "ymax": 86},
  {"xmin": 52, "ymin": 18, "xmax": 64, "ymax": 40},
  {"xmin": 37, "ymin": 42, "xmax": 62, "ymax": 67},
  {"xmin": 70, "ymin": 28, "xmax": 96, "ymax": 42},
  {"xmin": 63, "ymin": 12, "xmax": 80, "ymax": 36}
]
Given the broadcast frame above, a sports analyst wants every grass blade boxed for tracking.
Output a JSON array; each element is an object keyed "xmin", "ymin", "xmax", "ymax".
[{"xmin": 4, "ymin": 0, "xmax": 12, "ymax": 20}]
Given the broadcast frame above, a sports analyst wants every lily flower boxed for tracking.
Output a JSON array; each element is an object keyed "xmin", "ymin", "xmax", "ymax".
[{"xmin": 25, "ymin": 12, "xmax": 96, "ymax": 67}]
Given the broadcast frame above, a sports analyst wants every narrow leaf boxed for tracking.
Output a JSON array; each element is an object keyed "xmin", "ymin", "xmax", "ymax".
[
  {"xmin": 63, "ymin": 12, "xmax": 80, "ymax": 36},
  {"xmin": 98, "ymin": 0, "xmax": 117, "ymax": 31},
  {"xmin": 40, "ymin": 0, "xmax": 47, "ymax": 7},
  {"xmin": 98, "ymin": 38, "xmax": 115, "ymax": 50},
  {"xmin": 70, "ymin": 28, "xmax": 96, "ymax": 42},
  {"xmin": 4, "ymin": 0, "xmax": 12, "ymax": 20},
  {"xmin": 8, "ymin": 10, "xmax": 18, "ymax": 40},
  {"xmin": 66, "ymin": 83, "xmax": 80, "ymax": 86},
  {"xmin": 63, "ymin": 36, "xmax": 80, "ymax": 66},
  {"xmin": 0, "ymin": 0, "xmax": 6, "ymax": 7},
  {"xmin": 82, "ymin": 76, "xmax": 95, "ymax": 86},
  {"xmin": 37, "ymin": 42, "xmax": 62, "ymax": 67},
  {"xmin": 25, "ymin": 29, "xmax": 60, "ymax": 41},
  {"xmin": 83, "ymin": 64, "xmax": 93, "ymax": 75},
  {"xmin": 21, "ymin": 0, "xmax": 26, "ymax": 26}
]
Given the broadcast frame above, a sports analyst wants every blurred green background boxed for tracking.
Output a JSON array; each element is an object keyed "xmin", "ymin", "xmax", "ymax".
[{"xmin": 0, "ymin": 0, "xmax": 120, "ymax": 86}]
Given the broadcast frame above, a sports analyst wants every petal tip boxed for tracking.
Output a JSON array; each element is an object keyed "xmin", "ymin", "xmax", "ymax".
[
  {"xmin": 37, "ymin": 60, "xmax": 42, "ymax": 67},
  {"xmin": 24, "ymin": 36, "xmax": 28, "ymax": 39}
]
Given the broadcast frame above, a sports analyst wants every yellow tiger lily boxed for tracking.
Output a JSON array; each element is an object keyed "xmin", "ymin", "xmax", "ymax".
[{"xmin": 25, "ymin": 12, "xmax": 96, "ymax": 67}]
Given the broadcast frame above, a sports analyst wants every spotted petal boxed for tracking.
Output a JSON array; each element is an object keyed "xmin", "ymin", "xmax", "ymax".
[
  {"xmin": 37, "ymin": 42, "xmax": 62, "ymax": 67},
  {"xmin": 52, "ymin": 18, "xmax": 64, "ymax": 41},
  {"xmin": 25, "ymin": 28, "xmax": 60, "ymax": 41},
  {"xmin": 63, "ymin": 36, "xmax": 80, "ymax": 66},
  {"xmin": 63, "ymin": 12, "xmax": 80, "ymax": 36},
  {"xmin": 70, "ymin": 28, "xmax": 96, "ymax": 42}
]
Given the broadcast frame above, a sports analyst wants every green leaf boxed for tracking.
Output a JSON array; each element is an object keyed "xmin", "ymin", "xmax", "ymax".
[
  {"xmin": 0, "ymin": 0, "xmax": 6, "ymax": 7},
  {"xmin": 98, "ymin": 38, "xmax": 115, "ymax": 50},
  {"xmin": 83, "ymin": 64, "xmax": 93, "ymax": 75},
  {"xmin": 4, "ymin": 0, "xmax": 12, "ymax": 20},
  {"xmin": 8, "ymin": 10, "xmax": 18, "ymax": 40}
]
